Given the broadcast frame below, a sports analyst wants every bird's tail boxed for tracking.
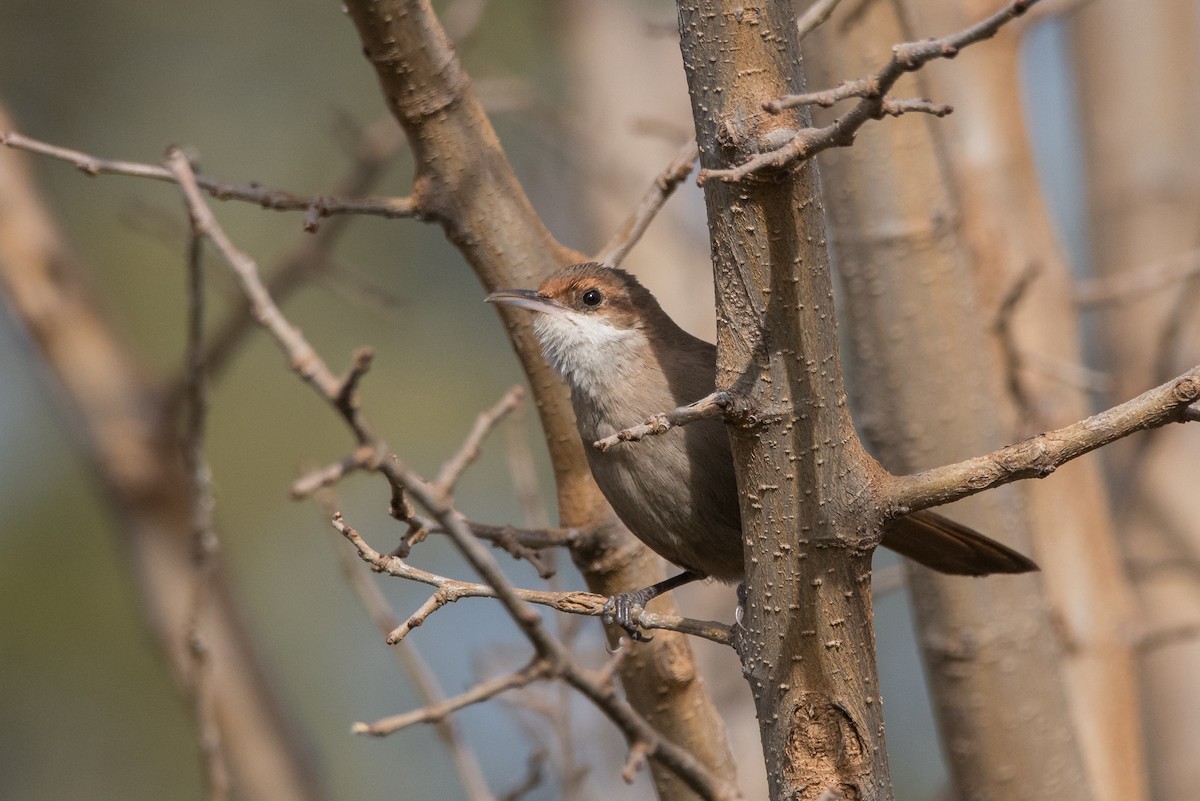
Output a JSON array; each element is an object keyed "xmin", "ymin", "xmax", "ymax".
[{"xmin": 881, "ymin": 510, "xmax": 1038, "ymax": 575}]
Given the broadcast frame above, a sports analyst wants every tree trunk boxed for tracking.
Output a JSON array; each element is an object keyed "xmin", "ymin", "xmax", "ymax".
[
  {"xmin": 342, "ymin": 3, "xmax": 738, "ymax": 798},
  {"xmin": 803, "ymin": 3, "xmax": 1094, "ymax": 800},
  {"xmin": 679, "ymin": 2, "xmax": 893, "ymax": 798},
  {"xmin": 1071, "ymin": 2, "xmax": 1200, "ymax": 799}
]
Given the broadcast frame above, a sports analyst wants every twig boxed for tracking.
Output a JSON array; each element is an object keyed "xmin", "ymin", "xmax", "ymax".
[
  {"xmin": 1075, "ymin": 248, "xmax": 1200, "ymax": 305},
  {"xmin": 164, "ymin": 147, "xmax": 384, "ymax": 453},
  {"xmin": 294, "ymin": 447, "xmax": 564, "ymax": 571},
  {"xmin": 177, "ymin": 164, "xmax": 230, "ymax": 801},
  {"xmin": 1, "ymin": 130, "xmax": 421, "ymax": 223},
  {"xmin": 435, "ymin": 386, "xmax": 525, "ymax": 495},
  {"xmin": 887, "ymin": 365, "xmax": 1200, "ymax": 512},
  {"xmin": 594, "ymin": 139, "xmax": 699, "ymax": 267},
  {"xmin": 993, "ymin": 262, "xmax": 1042, "ymax": 428},
  {"xmin": 318, "ymin": 490, "xmax": 496, "ymax": 801},
  {"xmin": 593, "ymin": 391, "xmax": 731, "ymax": 452},
  {"xmin": 700, "ymin": 0, "xmax": 1040, "ymax": 184},
  {"xmin": 796, "ymin": 0, "xmax": 846, "ymax": 40},
  {"xmin": 497, "ymin": 752, "xmax": 547, "ymax": 801},
  {"xmin": 333, "ymin": 514, "xmax": 730, "ymax": 646},
  {"xmin": 161, "ymin": 139, "xmax": 735, "ymax": 798},
  {"xmin": 378, "ymin": 469, "xmax": 743, "ymax": 800},
  {"xmin": 355, "ymin": 659, "xmax": 554, "ymax": 736},
  {"xmin": 162, "ymin": 117, "xmax": 407, "ymax": 413},
  {"xmin": 879, "ymin": 97, "xmax": 953, "ymax": 117}
]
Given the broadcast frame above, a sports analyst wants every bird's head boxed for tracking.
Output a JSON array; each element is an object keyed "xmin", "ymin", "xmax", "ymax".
[{"xmin": 486, "ymin": 263, "xmax": 661, "ymax": 399}]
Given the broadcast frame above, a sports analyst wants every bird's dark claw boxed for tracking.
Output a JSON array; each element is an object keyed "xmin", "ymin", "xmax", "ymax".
[{"xmin": 602, "ymin": 591, "xmax": 654, "ymax": 642}]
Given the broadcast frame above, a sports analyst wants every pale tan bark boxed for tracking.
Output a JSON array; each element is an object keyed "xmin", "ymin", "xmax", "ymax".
[
  {"xmin": 885, "ymin": 3, "xmax": 1147, "ymax": 799},
  {"xmin": 341, "ymin": 3, "xmax": 738, "ymax": 799},
  {"xmin": 1071, "ymin": 2, "xmax": 1200, "ymax": 799},
  {"xmin": 0, "ymin": 107, "xmax": 324, "ymax": 801},
  {"xmin": 803, "ymin": 3, "xmax": 1095, "ymax": 799}
]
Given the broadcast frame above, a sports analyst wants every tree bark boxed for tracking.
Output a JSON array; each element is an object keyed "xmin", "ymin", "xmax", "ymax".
[
  {"xmin": 1071, "ymin": 2, "xmax": 1200, "ymax": 799},
  {"xmin": 678, "ymin": 2, "xmax": 892, "ymax": 798},
  {"xmin": 341, "ymin": 3, "xmax": 738, "ymax": 798},
  {"xmin": 886, "ymin": 3, "xmax": 1146, "ymax": 798},
  {"xmin": 802, "ymin": 4, "xmax": 1094, "ymax": 800}
]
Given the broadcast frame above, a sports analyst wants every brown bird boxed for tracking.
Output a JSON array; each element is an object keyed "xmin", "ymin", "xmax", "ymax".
[{"xmin": 488, "ymin": 263, "xmax": 1036, "ymax": 633}]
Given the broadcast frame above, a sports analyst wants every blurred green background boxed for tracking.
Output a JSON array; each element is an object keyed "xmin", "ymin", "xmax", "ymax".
[{"xmin": 0, "ymin": 1, "xmax": 1081, "ymax": 799}]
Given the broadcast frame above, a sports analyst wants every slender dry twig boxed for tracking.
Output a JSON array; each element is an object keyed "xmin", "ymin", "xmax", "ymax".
[
  {"xmin": 886, "ymin": 365, "xmax": 1200, "ymax": 513},
  {"xmin": 162, "ymin": 140, "xmax": 736, "ymax": 798},
  {"xmin": 700, "ymin": 0, "xmax": 1039, "ymax": 184},
  {"xmin": 593, "ymin": 390, "xmax": 731, "ymax": 451},
  {"xmin": 317, "ymin": 490, "xmax": 496, "ymax": 801},
  {"xmin": 594, "ymin": 139, "xmax": 699, "ymax": 266},
  {"xmin": 333, "ymin": 515, "xmax": 730, "ymax": 646},
  {"xmin": 355, "ymin": 659, "xmax": 554, "ymax": 736},
  {"xmin": 435, "ymin": 386, "xmax": 525, "ymax": 495},
  {"xmin": 497, "ymin": 752, "xmax": 547, "ymax": 801},
  {"xmin": 379, "ymin": 472, "xmax": 742, "ymax": 801},
  {"xmin": 164, "ymin": 117, "xmax": 407, "ymax": 410},
  {"xmin": 1, "ymin": 130, "xmax": 421, "ymax": 224},
  {"xmin": 175, "ymin": 163, "xmax": 231, "ymax": 801},
  {"xmin": 796, "ymin": 0, "xmax": 846, "ymax": 40},
  {"xmin": 993, "ymin": 262, "xmax": 1043, "ymax": 427}
]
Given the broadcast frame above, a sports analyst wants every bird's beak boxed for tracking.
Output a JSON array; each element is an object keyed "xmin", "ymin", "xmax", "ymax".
[{"xmin": 485, "ymin": 288, "xmax": 565, "ymax": 316}]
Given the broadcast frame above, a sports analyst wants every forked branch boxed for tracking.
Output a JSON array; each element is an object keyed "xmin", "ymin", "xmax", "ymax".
[{"xmin": 700, "ymin": 0, "xmax": 1039, "ymax": 183}]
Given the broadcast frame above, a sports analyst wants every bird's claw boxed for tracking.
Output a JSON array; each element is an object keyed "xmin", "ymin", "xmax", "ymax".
[{"xmin": 602, "ymin": 593, "xmax": 653, "ymax": 642}]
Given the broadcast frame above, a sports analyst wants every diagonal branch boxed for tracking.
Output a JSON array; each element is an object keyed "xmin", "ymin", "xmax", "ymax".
[
  {"xmin": 699, "ymin": 0, "xmax": 1039, "ymax": 184},
  {"xmin": 885, "ymin": 365, "xmax": 1200, "ymax": 513},
  {"xmin": 381, "ymin": 466, "xmax": 743, "ymax": 801},
  {"xmin": 354, "ymin": 659, "xmax": 554, "ymax": 736},
  {"xmin": 435, "ymin": 386, "xmax": 526, "ymax": 496},
  {"xmin": 594, "ymin": 139, "xmax": 699, "ymax": 267}
]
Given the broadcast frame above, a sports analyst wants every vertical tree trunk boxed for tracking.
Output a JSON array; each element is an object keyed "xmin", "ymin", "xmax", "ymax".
[
  {"xmin": 803, "ymin": 4, "xmax": 1093, "ymax": 800},
  {"xmin": 342, "ymin": 4, "xmax": 738, "ymax": 799},
  {"xmin": 1071, "ymin": 2, "xmax": 1200, "ymax": 799},
  {"xmin": 886, "ymin": 4, "xmax": 1146, "ymax": 799},
  {"xmin": 678, "ymin": 2, "xmax": 893, "ymax": 798}
]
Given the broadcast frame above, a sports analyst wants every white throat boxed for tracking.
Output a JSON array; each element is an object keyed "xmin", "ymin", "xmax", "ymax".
[{"xmin": 533, "ymin": 312, "xmax": 647, "ymax": 403}]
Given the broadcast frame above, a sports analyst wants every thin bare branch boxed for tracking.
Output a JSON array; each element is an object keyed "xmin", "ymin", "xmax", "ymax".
[
  {"xmin": 886, "ymin": 365, "xmax": 1200, "ymax": 512},
  {"xmin": 796, "ymin": 0, "xmax": 846, "ymax": 40},
  {"xmin": 593, "ymin": 390, "xmax": 731, "ymax": 452},
  {"xmin": 1, "ymin": 130, "xmax": 421, "ymax": 223},
  {"xmin": 333, "ymin": 514, "xmax": 731, "ymax": 646},
  {"xmin": 354, "ymin": 659, "xmax": 553, "ymax": 736},
  {"xmin": 879, "ymin": 97, "xmax": 953, "ymax": 117},
  {"xmin": 177, "ymin": 168, "xmax": 230, "ymax": 801},
  {"xmin": 317, "ymin": 490, "xmax": 496, "ymax": 801},
  {"xmin": 594, "ymin": 139, "xmax": 699, "ymax": 266},
  {"xmin": 383, "ymin": 471, "xmax": 743, "ymax": 800},
  {"xmin": 700, "ymin": 0, "xmax": 1039, "ymax": 184},
  {"xmin": 435, "ymin": 386, "xmax": 525, "ymax": 495}
]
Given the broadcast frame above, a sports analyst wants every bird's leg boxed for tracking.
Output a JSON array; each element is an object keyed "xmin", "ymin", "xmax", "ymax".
[{"xmin": 603, "ymin": 571, "xmax": 700, "ymax": 641}]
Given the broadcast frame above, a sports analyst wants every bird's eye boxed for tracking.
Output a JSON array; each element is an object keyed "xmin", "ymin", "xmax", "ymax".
[{"xmin": 581, "ymin": 288, "xmax": 603, "ymax": 308}]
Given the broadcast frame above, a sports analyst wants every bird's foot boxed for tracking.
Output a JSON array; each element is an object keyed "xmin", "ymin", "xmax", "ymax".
[{"xmin": 602, "ymin": 590, "xmax": 655, "ymax": 642}]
